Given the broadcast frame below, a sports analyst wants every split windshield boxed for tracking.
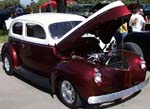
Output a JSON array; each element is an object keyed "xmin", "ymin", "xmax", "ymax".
[{"xmin": 49, "ymin": 21, "xmax": 81, "ymax": 39}]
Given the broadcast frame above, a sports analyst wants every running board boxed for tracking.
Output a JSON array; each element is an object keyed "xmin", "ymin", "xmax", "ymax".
[{"xmin": 15, "ymin": 67, "xmax": 50, "ymax": 90}]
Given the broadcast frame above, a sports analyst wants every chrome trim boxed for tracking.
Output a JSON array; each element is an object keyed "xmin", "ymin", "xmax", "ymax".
[
  {"xmin": 88, "ymin": 78, "xmax": 149, "ymax": 104},
  {"xmin": 61, "ymin": 80, "xmax": 75, "ymax": 104},
  {"xmin": 4, "ymin": 56, "xmax": 10, "ymax": 72}
]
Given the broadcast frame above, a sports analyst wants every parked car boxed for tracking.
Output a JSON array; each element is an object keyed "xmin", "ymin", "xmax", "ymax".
[
  {"xmin": 0, "ymin": 6, "xmax": 24, "ymax": 29},
  {"xmin": 1, "ymin": 1, "xmax": 149, "ymax": 108},
  {"xmin": 123, "ymin": 32, "xmax": 150, "ymax": 70},
  {"xmin": 141, "ymin": 4, "xmax": 150, "ymax": 18},
  {"xmin": 67, "ymin": 4, "xmax": 94, "ymax": 17},
  {"xmin": 88, "ymin": 2, "xmax": 108, "ymax": 13},
  {"xmin": 115, "ymin": 3, "xmax": 150, "ymax": 70}
]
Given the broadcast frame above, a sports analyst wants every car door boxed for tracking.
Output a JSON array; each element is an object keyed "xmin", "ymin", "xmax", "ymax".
[
  {"xmin": 9, "ymin": 21, "xmax": 23, "ymax": 65},
  {"xmin": 20, "ymin": 22, "xmax": 59, "ymax": 75}
]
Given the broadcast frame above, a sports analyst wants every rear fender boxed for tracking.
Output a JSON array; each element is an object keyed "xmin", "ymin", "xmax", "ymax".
[{"xmin": 1, "ymin": 42, "xmax": 20, "ymax": 69}]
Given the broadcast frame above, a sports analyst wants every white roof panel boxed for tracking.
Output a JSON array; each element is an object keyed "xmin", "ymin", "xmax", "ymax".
[{"xmin": 15, "ymin": 13, "xmax": 86, "ymax": 25}]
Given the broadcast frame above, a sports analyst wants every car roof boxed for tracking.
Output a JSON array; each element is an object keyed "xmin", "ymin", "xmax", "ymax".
[{"xmin": 14, "ymin": 13, "xmax": 86, "ymax": 25}]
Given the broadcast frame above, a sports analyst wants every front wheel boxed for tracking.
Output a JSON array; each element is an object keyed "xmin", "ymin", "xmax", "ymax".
[
  {"xmin": 57, "ymin": 79, "xmax": 82, "ymax": 109},
  {"xmin": 3, "ymin": 53, "xmax": 14, "ymax": 75}
]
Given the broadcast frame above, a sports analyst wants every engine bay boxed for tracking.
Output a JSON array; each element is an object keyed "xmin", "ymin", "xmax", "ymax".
[{"xmin": 61, "ymin": 36, "xmax": 129, "ymax": 69}]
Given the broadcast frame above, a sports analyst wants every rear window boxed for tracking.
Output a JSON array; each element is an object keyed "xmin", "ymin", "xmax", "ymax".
[
  {"xmin": 12, "ymin": 22, "xmax": 23, "ymax": 35},
  {"xmin": 49, "ymin": 21, "xmax": 81, "ymax": 39}
]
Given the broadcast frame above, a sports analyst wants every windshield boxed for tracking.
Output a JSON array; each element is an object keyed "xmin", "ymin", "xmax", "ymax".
[{"xmin": 49, "ymin": 21, "xmax": 81, "ymax": 39}]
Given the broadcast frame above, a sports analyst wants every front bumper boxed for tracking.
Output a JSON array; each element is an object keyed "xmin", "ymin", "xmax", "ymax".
[{"xmin": 88, "ymin": 78, "xmax": 149, "ymax": 104}]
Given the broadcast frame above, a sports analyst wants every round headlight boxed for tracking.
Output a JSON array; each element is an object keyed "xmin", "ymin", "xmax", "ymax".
[
  {"xmin": 140, "ymin": 63, "xmax": 146, "ymax": 70},
  {"xmin": 94, "ymin": 68, "xmax": 102, "ymax": 86},
  {"xmin": 94, "ymin": 73, "xmax": 102, "ymax": 83}
]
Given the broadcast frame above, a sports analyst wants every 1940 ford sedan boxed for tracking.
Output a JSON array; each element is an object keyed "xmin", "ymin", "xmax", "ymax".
[{"xmin": 1, "ymin": 1, "xmax": 149, "ymax": 108}]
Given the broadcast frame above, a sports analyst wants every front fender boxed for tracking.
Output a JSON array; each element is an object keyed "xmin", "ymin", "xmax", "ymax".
[{"xmin": 51, "ymin": 59, "xmax": 98, "ymax": 100}]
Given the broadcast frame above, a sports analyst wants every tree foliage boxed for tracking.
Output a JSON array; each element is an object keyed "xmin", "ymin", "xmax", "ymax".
[
  {"xmin": 29, "ymin": 0, "xmax": 47, "ymax": 12},
  {"xmin": 75, "ymin": 0, "xmax": 150, "ymax": 4},
  {"xmin": 37, "ymin": 0, "xmax": 47, "ymax": 5},
  {"xmin": 1, "ymin": 0, "xmax": 150, "ymax": 12},
  {"xmin": 0, "ymin": 0, "xmax": 19, "ymax": 10}
]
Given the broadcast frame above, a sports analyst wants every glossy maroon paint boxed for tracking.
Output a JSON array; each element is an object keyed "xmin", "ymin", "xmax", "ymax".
[
  {"xmin": 124, "ymin": 52, "xmax": 146, "ymax": 84},
  {"xmin": 19, "ymin": 41, "xmax": 61, "ymax": 75},
  {"xmin": 6, "ymin": 38, "xmax": 145, "ymax": 100},
  {"xmin": 8, "ymin": 41, "xmax": 21, "ymax": 69},
  {"xmin": 50, "ymin": 51, "xmax": 146, "ymax": 100},
  {"xmin": 1, "ymin": 1, "xmax": 147, "ymax": 106}
]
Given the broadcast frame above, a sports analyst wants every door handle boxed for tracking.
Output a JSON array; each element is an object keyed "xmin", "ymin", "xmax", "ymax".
[
  {"xmin": 21, "ymin": 44, "xmax": 25, "ymax": 48},
  {"xmin": 12, "ymin": 42, "xmax": 16, "ymax": 45}
]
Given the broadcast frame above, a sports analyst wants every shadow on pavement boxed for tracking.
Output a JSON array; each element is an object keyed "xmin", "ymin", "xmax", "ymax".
[
  {"xmin": 13, "ymin": 69, "xmax": 53, "ymax": 97},
  {"xmin": 3, "ymin": 68, "xmax": 141, "ymax": 109},
  {"xmin": 1, "ymin": 65, "xmax": 141, "ymax": 109}
]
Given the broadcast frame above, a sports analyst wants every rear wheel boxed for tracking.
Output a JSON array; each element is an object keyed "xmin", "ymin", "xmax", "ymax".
[
  {"xmin": 3, "ymin": 53, "xmax": 14, "ymax": 75},
  {"xmin": 119, "ymin": 42, "xmax": 143, "ymax": 57},
  {"xmin": 57, "ymin": 79, "xmax": 82, "ymax": 109}
]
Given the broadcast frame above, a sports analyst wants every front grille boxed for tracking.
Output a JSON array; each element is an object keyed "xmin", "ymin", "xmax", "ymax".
[{"xmin": 112, "ymin": 73, "xmax": 124, "ymax": 91}]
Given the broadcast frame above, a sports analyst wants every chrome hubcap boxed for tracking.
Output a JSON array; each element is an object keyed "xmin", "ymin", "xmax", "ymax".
[
  {"xmin": 4, "ymin": 56, "xmax": 10, "ymax": 72},
  {"xmin": 61, "ymin": 80, "xmax": 75, "ymax": 104}
]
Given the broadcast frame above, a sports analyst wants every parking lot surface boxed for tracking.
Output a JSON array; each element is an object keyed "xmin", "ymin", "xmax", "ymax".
[{"xmin": 0, "ymin": 61, "xmax": 150, "ymax": 109}]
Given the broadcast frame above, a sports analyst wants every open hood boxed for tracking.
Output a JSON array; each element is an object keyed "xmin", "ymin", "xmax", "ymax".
[{"xmin": 57, "ymin": 1, "xmax": 131, "ymax": 52}]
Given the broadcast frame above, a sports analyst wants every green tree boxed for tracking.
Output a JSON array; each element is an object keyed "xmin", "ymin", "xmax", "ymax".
[
  {"xmin": 37, "ymin": 0, "xmax": 47, "ymax": 4},
  {"xmin": 30, "ymin": 0, "xmax": 47, "ymax": 12},
  {"xmin": 74, "ymin": 0, "xmax": 150, "ymax": 4},
  {"xmin": 0, "ymin": 0, "xmax": 19, "ymax": 10}
]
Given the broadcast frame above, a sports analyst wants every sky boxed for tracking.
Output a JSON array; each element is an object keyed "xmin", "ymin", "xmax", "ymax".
[{"xmin": 20, "ymin": 0, "xmax": 39, "ymax": 6}]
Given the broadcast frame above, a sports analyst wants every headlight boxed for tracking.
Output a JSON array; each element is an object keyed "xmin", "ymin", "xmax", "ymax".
[
  {"xmin": 140, "ymin": 57, "xmax": 146, "ymax": 70},
  {"xmin": 140, "ymin": 63, "xmax": 146, "ymax": 70},
  {"xmin": 94, "ymin": 68, "xmax": 102, "ymax": 86}
]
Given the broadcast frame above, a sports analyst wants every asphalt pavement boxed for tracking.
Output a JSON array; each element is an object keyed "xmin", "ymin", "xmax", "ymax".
[{"xmin": 0, "ymin": 52, "xmax": 150, "ymax": 109}]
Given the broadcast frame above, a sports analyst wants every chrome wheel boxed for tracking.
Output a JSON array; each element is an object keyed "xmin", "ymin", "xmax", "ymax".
[
  {"xmin": 4, "ymin": 56, "xmax": 10, "ymax": 72},
  {"xmin": 61, "ymin": 80, "xmax": 75, "ymax": 104},
  {"xmin": 3, "ymin": 53, "xmax": 13, "ymax": 75}
]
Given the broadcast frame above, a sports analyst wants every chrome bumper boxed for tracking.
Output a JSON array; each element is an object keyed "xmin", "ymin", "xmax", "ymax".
[{"xmin": 88, "ymin": 78, "xmax": 149, "ymax": 104}]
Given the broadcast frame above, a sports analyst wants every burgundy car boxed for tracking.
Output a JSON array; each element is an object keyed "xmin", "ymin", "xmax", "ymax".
[{"xmin": 1, "ymin": 1, "xmax": 149, "ymax": 108}]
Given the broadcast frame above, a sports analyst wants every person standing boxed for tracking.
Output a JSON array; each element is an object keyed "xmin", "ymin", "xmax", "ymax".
[
  {"xmin": 24, "ymin": 5, "xmax": 32, "ymax": 14},
  {"xmin": 46, "ymin": 4, "xmax": 51, "ymax": 12},
  {"xmin": 114, "ymin": 20, "xmax": 128, "ymax": 45},
  {"xmin": 129, "ymin": 7, "xmax": 146, "ymax": 32},
  {"xmin": 15, "ymin": 5, "xmax": 24, "ymax": 16},
  {"xmin": 119, "ymin": 22, "xmax": 128, "ymax": 38}
]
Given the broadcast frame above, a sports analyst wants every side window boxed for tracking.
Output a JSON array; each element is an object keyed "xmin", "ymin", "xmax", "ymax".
[
  {"xmin": 12, "ymin": 22, "xmax": 23, "ymax": 35},
  {"xmin": 26, "ymin": 23, "xmax": 46, "ymax": 39}
]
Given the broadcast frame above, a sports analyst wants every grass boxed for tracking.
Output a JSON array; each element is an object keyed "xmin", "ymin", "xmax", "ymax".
[{"xmin": 0, "ymin": 29, "xmax": 8, "ymax": 43}]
